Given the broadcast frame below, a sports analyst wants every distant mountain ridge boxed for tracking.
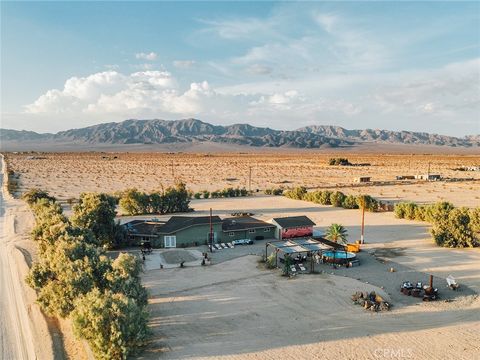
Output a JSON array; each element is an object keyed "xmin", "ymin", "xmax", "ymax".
[{"xmin": 1, "ymin": 119, "xmax": 478, "ymax": 149}]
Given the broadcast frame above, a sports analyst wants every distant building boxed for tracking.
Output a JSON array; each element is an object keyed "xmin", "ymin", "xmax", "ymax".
[
  {"xmin": 415, "ymin": 174, "xmax": 441, "ymax": 181},
  {"xmin": 396, "ymin": 175, "xmax": 415, "ymax": 180},
  {"xmin": 270, "ymin": 216, "xmax": 316, "ymax": 239},
  {"xmin": 354, "ymin": 176, "xmax": 371, "ymax": 183}
]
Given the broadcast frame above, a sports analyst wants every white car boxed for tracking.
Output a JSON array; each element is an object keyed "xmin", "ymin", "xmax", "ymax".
[{"xmin": 232, "ymin": 239, "xmax": 254, "ymax": 245}]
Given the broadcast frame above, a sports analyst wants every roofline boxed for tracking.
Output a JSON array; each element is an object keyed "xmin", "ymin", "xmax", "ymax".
[
  {"xmin": 223, "ymin": 224, "xmax": 276, "ymax": 232},
  {"xmin": 158, "ymin": 220, "xmax": 223, "ymax": 234}
]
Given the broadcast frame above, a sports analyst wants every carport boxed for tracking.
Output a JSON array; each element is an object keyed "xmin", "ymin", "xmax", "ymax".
[{"xmin": 265, "ymin": 237, "xmax": 342, "ymax": 273}]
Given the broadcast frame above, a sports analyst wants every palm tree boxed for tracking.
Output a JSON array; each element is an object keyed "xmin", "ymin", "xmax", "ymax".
[{"xmin": 325, "ymin": 224, "xmax": 348, "ymax": 244}]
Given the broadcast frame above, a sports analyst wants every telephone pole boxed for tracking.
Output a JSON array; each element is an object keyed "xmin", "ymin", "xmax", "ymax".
[
  {"xmin": 248, "ymin": 166, "xmax": 252, "ymax": 193},
  {"xmin": 361, "ymin": 206, "xmax": 365, "ymax": 244},
  {"xmin": 209, "ymin": 208, "xmax": 213, "ymax": 253},
  {"xmin": 171, "ymin": 160, "xmax": 175, "ymax": 180}
]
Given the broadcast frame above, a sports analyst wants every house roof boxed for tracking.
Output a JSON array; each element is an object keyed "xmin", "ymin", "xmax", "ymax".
[
  {"xmin": 222, "ymin": 216, "xmax": 276, "ymax": 232},
  {"xmin": 158, "ymin": 216, "xmax": 222, "ymax": 234},
  {"xmin": 272, "ymin": 216, "xmax": 316, "ymax": 229},
  {"xmin": 125, "ymin": 221, "xmax": 166, "ymax": 236}
]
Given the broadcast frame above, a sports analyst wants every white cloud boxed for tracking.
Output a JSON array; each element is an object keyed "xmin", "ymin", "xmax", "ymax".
[
  {"xmin": 135, "ymin": 52, "xmax": 158, "ymax": 61},
  {"xmin": 173, "ymin": 60, "xmax": 196, "ymax": 69}
]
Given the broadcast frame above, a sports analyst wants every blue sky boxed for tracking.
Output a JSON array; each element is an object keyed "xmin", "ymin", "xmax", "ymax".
[{"xmin": 1, "ymin": 1, "xmax": 479, "ymax": 136}]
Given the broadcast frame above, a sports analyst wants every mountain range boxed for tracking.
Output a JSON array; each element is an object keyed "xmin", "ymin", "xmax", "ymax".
[{"xmin": 1, "ymin": 119, "xmax": 478, "ymax": 149}]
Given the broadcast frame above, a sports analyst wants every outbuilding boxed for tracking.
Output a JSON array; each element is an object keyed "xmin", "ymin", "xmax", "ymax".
[{"xmin": 271, "ymin": 216, "xmax": 316, "ymax": 239}]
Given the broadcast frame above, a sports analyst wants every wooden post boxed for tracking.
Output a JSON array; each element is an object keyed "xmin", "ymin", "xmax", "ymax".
[
  {"xmin": 209, "ymin": 208, "xmax": 213, "ymax": 253},
  {"xmin": 429, "ymin": 274, "xmax": 433, "ymax": 288},
  {"xmin": 361, "ymin": 206, "xmax": 365, "ymax": 244},
  {"xmin": 248, "ymin": 166, "xmax": 252, "ymax": 193}
]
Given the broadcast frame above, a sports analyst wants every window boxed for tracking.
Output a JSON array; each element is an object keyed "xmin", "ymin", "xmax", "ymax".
[
  {"xmin": 229, "ymin": 232, "xmax": 235, "ymax": 237},
  {"xmin": 164, "ymin": 235, "xmax": 176, "ymax": 248},
  {"xmin": 264, "ymin": 228, "xmax": 270, "ymax": 232},
  {"xmin": 249, "ymin": 229, "xmax": 256, "ymax": 233}
]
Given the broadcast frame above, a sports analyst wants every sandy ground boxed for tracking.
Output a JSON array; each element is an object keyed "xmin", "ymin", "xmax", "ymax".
[
  {"xmin": 5, "ymin": 152, "xmax": 480, "ymax": 207},
  {"xmin": 137, "ymin": 196, "xmax": 480, "ymax": 360},
  {"xmin": 4, "ymin": 152, "xmax": 480, "ymax": 359}
]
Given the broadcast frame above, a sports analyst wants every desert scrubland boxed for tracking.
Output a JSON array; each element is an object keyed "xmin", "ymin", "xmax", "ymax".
[
  {"xmin": 4, "ymin": 151, "xmax": 480, "ymax": 360},
  {"xmin": 5, "ymin": 152, "xmax": 480, "ymax": 207}
]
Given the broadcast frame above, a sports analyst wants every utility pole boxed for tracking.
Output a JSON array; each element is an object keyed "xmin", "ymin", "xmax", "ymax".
[
  {"xmin": 171, "ymin": 160, "xmax": 175, "ymax": 180},
  {"xmin": 427, "ymin": 162, "xmax": 430, "ymax": 181},
  {"xmin": 209, "ymin": 208, "xmax": 213, "ymax": 253},
  {"xmin": 248, "ymin": 166, "xmax": 252, "ymax": 193}
]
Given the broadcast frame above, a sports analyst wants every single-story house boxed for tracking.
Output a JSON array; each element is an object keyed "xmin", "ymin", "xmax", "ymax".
[
  {"xmin": 270, "ymin": 216, "xmax": 316, "ymax": 239},
  {"xmin": 124, "ymin": 216, "xmax": 222, "ymax": 248},
  {"xmin": 222, "ymin": 216, "xmax": 276, "ymax": 242}
]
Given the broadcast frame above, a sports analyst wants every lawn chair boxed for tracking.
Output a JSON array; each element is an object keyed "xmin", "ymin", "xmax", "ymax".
[
  {"xmin": 219, "ymin": 243, "xmax": 226, "ymax": 249},
  {"xmin": 223, "ymin": 243, "xmax": 230, "ymax": 248},
  {"xmin": 228, "ymin": 242, "xmax": 234, "ymax": 248},
  {"xmin": 290, "ymin": 265, "xmax": 297, "ymax": 274},
  {"xmin": 446, "ymin": 275, "xmax": 459, "ymax": 290},
  {"xmin": 299, "ymin": 263, "xmax": 306, "ymax": 272},
  {"xmin": 213, "ymin": 244, "xmax": 221, "ymax": 250}
]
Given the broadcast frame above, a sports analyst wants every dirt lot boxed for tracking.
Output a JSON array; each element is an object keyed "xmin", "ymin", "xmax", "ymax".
[
  {"xmin": 135, "ymin": 196, "xmax": 480, "ymax": 360},
  {"xmin": 5, "ymin": 152, "xmax": 480, "ymax": 359},
  {"xmin": 5, "ymin": 152, "xmax": 480, "ymax": 207}
]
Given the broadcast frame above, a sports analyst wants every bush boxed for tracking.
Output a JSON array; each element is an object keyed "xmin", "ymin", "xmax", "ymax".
[
  {"xmin": 71, "ymin": 193, "xmax": 117, "ymax": 248},
  {"xmin": 284, "ymin": 186, "xmax": 307, "ymax": 200},
  {"xmin": 342, "ymin": 195, "xmax": 359, "ymax": 209},
  {"xmin": 202, "ymin": 190, "xmax": 210, "ymax": 199},
  {"xmin": 432, "ymin": 207, "xmax": 477, "ymax": 248},
  {"xmin": 319, "ymin": 191, "xmax": 332, "ymax": 205},
  {"xmin": 330, "ymin": 191, "xmax": 346, "ymax": 207},
  {"xmin": 119, "ymin": 183, "xmax": 191, "ymax": 215},
  {"xmin": 72, "ymin": 289, "xmax": 149, "ymax": 360},
  {"xmin": 193, "ymin": 192, "xmax": 202, "ymax": 199},
  {"xmin": 22, "ymin": 188, "xmax": 56, "ymax": 205},
  {"xmin": 266, "ymin": 253, "xmax": 276, "ymax": 269}
]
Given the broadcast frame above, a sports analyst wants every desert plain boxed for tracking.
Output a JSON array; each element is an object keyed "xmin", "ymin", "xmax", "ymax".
[{"xmin": 3, "ymin": 151, "xmax": 480, "ymax": 360}]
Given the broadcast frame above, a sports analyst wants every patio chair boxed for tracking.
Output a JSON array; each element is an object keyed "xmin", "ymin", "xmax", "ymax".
[
  {"xmin": 228, "ymin": 242, "xmax": 234, "ymax": 248},
  {"xmin": 446, "ymin": 275, "xmax": 459, "ymax": 290},
  {"xmin": 290, "ymin": 265, "xmax": 297, "ymax": 273},
  {"xmin": 299, "ymin": 263, "xmax": 306, "ymax": 271},
  {"xmin": 213, "ymin": 244, "xmax": 221, "ymax": 250},
  {"xmin": 219, "ymin": 243, "xmax": 226, "ymax": 249}
]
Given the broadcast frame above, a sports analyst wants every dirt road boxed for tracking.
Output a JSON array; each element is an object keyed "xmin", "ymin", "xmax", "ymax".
[{"xmin": 0, "ymin": 157, "xmax": 36, "ymax": 359}]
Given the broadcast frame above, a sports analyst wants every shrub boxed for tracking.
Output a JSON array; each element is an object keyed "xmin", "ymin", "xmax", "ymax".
[
  {"xmin": 356, "ymin": 194, "xmax": 379, "ymax": 212},
  {"xmin": 193, "ymin": 192, "xmax": 201, "ymax": 199},
  {"xmin": 284, "ymin": 186, "xmax": 307, "ymax": 200},
  {"xmin": 330, "ymin": 191, "xmax": 346, "ymax": 207},
  {"xmin": 319, "ymin": 191, "xmax": 332, "ymax": 205},
  {"xmin": 71, "ymin": 193, "xmax": 117, "ymax": 248},
  {"xmin": 342, "ymin": 195, "xmax": 359, "ymax": 209},
  {"xmin": 266, "ymin": 253, "xmax": 276, "ymax": 269},
  {"xmin": 72, "ymin": 289, "xmax": 149, "ymax": 360},
  {"xmin": 202, "ymin": 190, "xmax": 210, "ymax": 199},
  {"xmin": 22, "ymin": 188, "xmax": 56, "ymax": 206},
  {"xmin": 432, "ymin": 207, "xmax": 477, "ymax": 248}
]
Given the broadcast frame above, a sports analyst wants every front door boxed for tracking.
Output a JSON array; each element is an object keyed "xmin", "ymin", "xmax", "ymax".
[{"xmin": 164, "ymin": 235, "xmax": 176, "ymax": 248}]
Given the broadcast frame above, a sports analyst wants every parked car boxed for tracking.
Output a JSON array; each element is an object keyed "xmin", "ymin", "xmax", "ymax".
[{"xmin": 232, "ymin": 239, "xmax": 254, "ymax": 245}]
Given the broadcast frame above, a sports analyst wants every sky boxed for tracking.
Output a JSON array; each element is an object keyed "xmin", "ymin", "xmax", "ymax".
[{"xmin": 1, "ymin": 1, "xmax": 479, "ymax": 136}]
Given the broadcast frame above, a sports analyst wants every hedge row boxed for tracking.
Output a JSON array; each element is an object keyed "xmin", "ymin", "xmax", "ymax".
[
  {"xmin": 192, "ymin": 187, "xmax": 249, "ymax": 199},
  {"xmin": 394, "ymin": 201, "xmax": 480, "ymax": 248},
  {"xmin": 23, "ymin": 189, "xmax": 149, "ymax": 359},
  {"xmin": 283, "ymin": 187, "xmax": 386, "ymax": 212}
]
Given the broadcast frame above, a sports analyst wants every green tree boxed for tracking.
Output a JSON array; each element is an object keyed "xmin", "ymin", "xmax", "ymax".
[
  {"xmin": 22, "ymin": 188, "xmax": 56, "ymax": 206},
  {"xmin": 119, "ymin": 189, "xmax": 148, "ymax": 215},
  {"xmin": 330, "ymin": 191, "xmax": 346, "ymax": 207},
  {"xmin": 105, "ymin": 253, "xmax": 148, "ymax": 306},
  {"xmin": 432, "ymin": 207, "xmax": 476, "ymax": 248},
  {"xmin": 325, "ymin": 224, "xmax": 348, "ymax": 244},
  {"xmin": 72, "ymin": 288, "xmax": 149, "ymax": 360},
  {"xmin": 71, "ymin": 193, "xmax": 117, "ymax": 248},
  {"xmin": 342, "ymin": 195, "xmax": 359, "ymax": 209},
  {"xmin": 26, "ymin": 236, "xmax": 105, "ymax": 317},
  {"xmin": 469, "ymin": 207, "xmax": 480, "ymax": 236}
]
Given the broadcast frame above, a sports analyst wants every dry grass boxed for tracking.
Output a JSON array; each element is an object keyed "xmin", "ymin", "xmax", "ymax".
[{"xmin": 5, "ymin": 152, "xmax": 480, "ymax": 207}]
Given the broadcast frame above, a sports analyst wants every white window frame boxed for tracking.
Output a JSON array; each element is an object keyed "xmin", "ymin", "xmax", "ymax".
[
  {"xmin": 264, "ymin": 228, "xmax": 270, "ymax": 232},
  {"xmin": 249, "ymin": 229, "xmax": 256, "ymax": 233},
  {"xmin": 164, "ymin": 235, "xmax": 176, "ymax": 248},
  {"xmin": 229, "ymin": 232, "xmax": 235, "ymax": 237}
]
